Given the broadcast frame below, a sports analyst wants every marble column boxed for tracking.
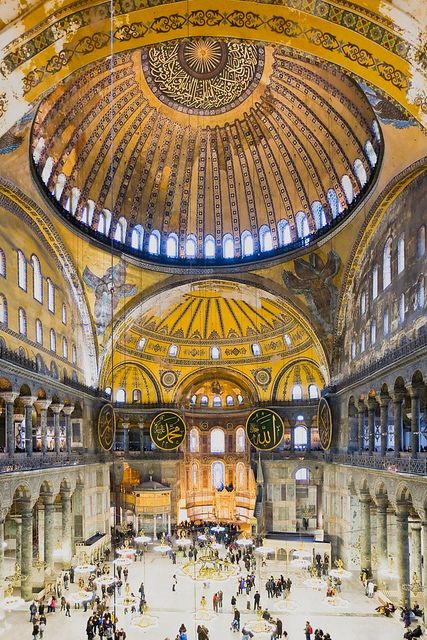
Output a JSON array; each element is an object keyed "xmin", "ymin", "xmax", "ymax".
[
  {"xmin": 62, "ymin": 406, "xmax": 74, "ymax": 455},
  {"xmin": 0, "ymin": 392, "xmax": 18, "ymax": 455},
  {"xmin": 50, "ymin": 403, "xmax": 64, "ymax": 455},
  {"xmin": 379, "ymin": 395, "xmax": 390, "ymax": 456},
  {"xmin": 122, "ymin": 423, "xmax": 130, "ymax": 454},
  {"xmin": 0, "ymin": 512, "xmax": 6, "ymax": 597},
  {"xmin": 35, "ymin": 399, "xmax": 51, "ymax": 455},
  {"xmin": 61, "ymin": 491, "xmax": 72, "ymax": 568},
  {"xmin": 396, "ymin": 502, "xmax": 411, "ymax": 607},
  {"xmin": 376, "ymin": 497, "xmax": 388, "ymax": 581},
  {"xmin": 367, "ymin": 398, "xmax": 376, "ymax": 454},
  {"xmin": 360, "ymin": 493, "xmax": 372, "ymax": 572},
  {"xmin": 409, "ymin": 386, "xmax": 421, "ymax": 458},
  {"xmin": 20, "ymin": 501, "xmax": 33, "ymax": 600},
  {"xmin": 290, "ymin": 424, "xmax": 295, "ymax": 451},
  {"xmin": 421, "ymin": 520, "xmax": 427, "ymax": 624},
  {"xmin": 393, "ymin": 394, "xmax": 404, "ymax": 456},
  {"xmin": 139, "ymin": 423, "xmax": 144, "ymax": 452},
  {"xmin": 411, "ymin": 523, "xmax": 422, "ymax": 587},
  {"xmin": 44, "ymin": 495, "xmax": 55, "ymax": 572},
  {"xmin": 21, "ymin": 396, "xmax": 36, "ymax": 457},
  {"xmin": 357, "ymin": 402, "xmax": 365, "ymax": 453},
  {"xmin": 15, "ymin": 517, "xmax": 22, "ymax": 570}
]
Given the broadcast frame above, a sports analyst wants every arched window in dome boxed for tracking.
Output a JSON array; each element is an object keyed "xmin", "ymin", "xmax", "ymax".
[
  {"xmin": 353, "ymin": 159, "xmax": 367, "ymax": 188},
  {"xmin": 364, "ymin": 140, "xmax": 377, "ymax": 167},
  {"xmin": 417, "ymin": 226, "xmax": 426, "ymax": 258},
  {"xmin": 417, "ymin": 277, "xmax": 425, "ymax": 309},
  {"xmin": 54, "ymin": 173, "xmax": 66, "ymax": 201},
  {"xmin": 17, "ymin": 250, "xmax": 27, "ymax": 291},
  {"xmin": 64, "ymin": 196, "xmax": 71, "ymax": 212},
  {"xmin": 311, "ymin": 202, "xmax": 327, "ymax": 229},
  {"xmin": 223, "ymin": 234, "xmax": 234, "ymax": 259},
  {"xmin": 18, "ymin": 307, "xmax": 27, "ymax": 336},
  {"xmin": 169, "ymin": 344, "xmax": 178, "ymax": 357},
  {"xmin": 105, "ymin": 387, "xmax": 112, "ymax": 397},
  {"xmin": 295, "ymin": 212, "xmax": 310, "ymax": 238},
  {"xmin": 213, "ymin": 396, "xmax": 222, "ymax": 407},
  {"xmin": 370, "ymin": 320, "xmax": 377, "ymax": 345},
  {"xmin": 50, "ymin": 328, "xmax": 56, "ymax": 352},
  {"xmin": 236, "ymin": 427, "xmax": 245, "ymax": 452},
  {"xmin": 211, "ymin": 346, "xmax": 220, "ymax": 360},
  {"xmin": 371, "ymin": 120, "xmax": 381, "ymax": 142},
  {"xmin": 241, "ymin": 230, "xmax": 254, "ymax": 257},
  {"xmin": 148, "ymin": 230, "xmax": 161, "ymax": 255},
  {"xmin": 360, "ymin": 330, "xmax": 366, "ymax": 353},
  {"xmin": 137, "ymin": 337, "xmax": 146, "ymax": 351},
  {"xmin": 211, "ymin": 429, "xmax": 225, "ymax": 453},
  {"xmin": 132, "ymin": 389, "xmax": 141, "ymax": 403},
  {"xmin": 116, "ymin": 388, "xmax": 126, "ymax": 403},
  {"xmin": 397, "ymin": 235, "xmax": 405, "ymax": 274},
  {"xmin": 62, "ymin": 337, "xmax": 68, "ymax": 359},
  {"xmin": 383, "ymin": 307, "xmax": 390, "ymax": 336},
  {"xmin": 360, "ymin": 291, "xmax": 366, "ymax": 315},
  {"xmin": 62, "ymin": 304, "xmax": 67, "ymax": 325},
  {"xmin": 30, "ymin": 255, "xmax": 43, "ymax": 303},
  {"xmin": 372, "ymin": 265, "xmax": 379, "ymax": 299},
  {"xmin": 80, "ymin": 206, "xmax": 88, "ymax": 225},
  {"xmin": 0, "ymin": 295, "xmax": 7, "ymax": 326},
  {"xmin": 226, "ymin": 395, "xmax": 234, "ymax": 406},
  {"xmin": 204, "ymin": 235, "xmax": 215, "ymax": 259},
  {"xmin": 0, "ymin": 249, "xmax": 5, "ymax": 278},
  {"xmin": 131, "ymin": 225, "xmax": 144, "ymax": 250},
  {"xmin": 308, "ymin": 384, "xmax": 319, "ymax": 399},
  {"xmin": 292, "ymin": 384, "xmax": 302, "ymax": 400},
  {"xmin": 70, "ymin": 187, "xmax": 80, "ymax": 216},
  {"xmin": 86, "ymin": 200, "xmax": 95, "ymax": 226},
  {"xmin": 383, "ymin": 238, "xmax": 392, "ymax": 289},
  {"xmin": 47, "ymin": 278, "xmax": 55, "ymax": 313},
  {"xmin": 201, "ymin": 395, "xmax": 208, "ymax": 406},
  {"xmin": 190, "ymin": 394, "xmax": 196, "ymax": 405},
  {"xmin": 32, "ymin": 137, "xmax": 45, "ymax": 164},
  {"xmin": 41, "ymin": 157, "xmax": 54, "ymax": 184},
  {"xmin": 189, "ymin": 428, "xmax": 199, "ymax": 453},
  {"xmin": 97, "ymin": 213, "xmax": 106, "ymax": 234},
  {"xmin": 341, "ymin": 175, "xmax": 354, "ymax": 204},
  {"xmin": 185, "ymin": 234, "xmax": 197, "ymax": 258},
  {"xmin": 284, "ymin": 334, "xmax": 292, "ymax": 347},
  {"xmin": 212, "ymin": 461, "xmax": 225, "ymax": 489},
  {"xmin": 294, "ymin": 427, "xmax": 308, "ymax": 449},
  {"xmin": 50, "ymin": 361, "xmax": 58, "ymax": 380},
  {"xmin": 237, "ymin": 394, "xmax": 244, "ymax": 405},
  {"xmin": 398, "ymin": 293, "xmax": 405, "ymax": 324},
  {"xmin": 102, "ymin": 209, "xmax": 112, "ymax": 235},
  {"xmin": 327, "ymin": 189, "xmax": 340, "ymax": 219},
  {"xmin": 277, "ymin": 219, "xmax": 292, "ymax": 245},
  {"xmin": 35, "ymin": 319, "xmax": 43, "ymax": 344},
  {"xmin": 259, "ymin": 225, "xmax": 273, "ymax": 252},
  {"xmin": 72, "ymin": 344, "xmax": 77, "ymax": 365},
  {"xmin": 351, "ymin": 338, "xmax": 356, "ymax": 359},
  {"xmin": 166, "ymin": 233, "xmax": 178, "ymax": 258},
  {"xmin": 114, "ymin": 219, "xmax": 126, "ymax": 243},
  {"xmin": 251, "ymin": 343, "xmax": 261, "ymax": 356}
]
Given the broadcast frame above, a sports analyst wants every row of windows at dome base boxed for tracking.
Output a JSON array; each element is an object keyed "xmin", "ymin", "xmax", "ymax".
[
  {"xmin": 135, "ymin": 336, "xmax": 293, "ymax": 358},
  {"xmin": 188, "ymin": 424, "xmax": 310, "ymax": 454}
]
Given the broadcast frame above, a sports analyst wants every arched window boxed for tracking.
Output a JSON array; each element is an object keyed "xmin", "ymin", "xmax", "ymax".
[
  {"xmin": 397, "ymin": 235, "xmax": 405, "ymax": 274},
  {"xmin": 97, "ymin": 213, "xmax": 106, "ymax": 234},
  {"xmin": 189, "ymin": 428, "xmax": 199, "ymax": 453},
  {"xmin": 236, "ymin": 427, "xmax": 245, "ymax": 453},
  {"xmin": 241, "ymin": 230, "xmax": 254, "ymax": 257},
  {"xmin": 383, "ymin": 308, "xmax": 390, "ymax": 336},
  {"xmin": 132, "ymin": 389, "xmax": 141, "ymax": 403},
  {"xmin": 50, "ymin": 361, "xmax": 58, "ymax": 380},
  {"xmin": 417, "ymin": 277, "xmax": 425, "ymax": 309},
  {"xmin": 295, "ymin": 212, "xmax": 310, "ymax": 238},
  {"xmin": 351, "ymin": 338, "xmax": 356, "ymax": 359},
  {"xmin": 204, "ymin": 235, "xmax": 215, "ymax": 259},
  {"xmin": 0, "ymin": 249, "xmax": 6, "ymax": 277},
  {"xmin": 62, "ymin": 337, "xmax": 68, "ymax": 359},
  {"xmin": 417, "ymin": 226, "xmax": 426, "ymax": 258},
  {"xmin": 116, "ymin": 388, "xmax": 126, "ymax": 403},
  {"xmin": 295, "ymin": 467, "xmax": 309, "ymax": 481},
  {"xmin": 364, "ymin": 140, "xmax": 377, "ymax": 167},
  {"xmin": 212, "ymin": 461, "xmax": 225, "ymax": 489},
  {"xmin": 251, "ymin": 343, "xmax": 261, "ymax": 356},
  {"xmin": 32, "ymin": 137, "xmax": 45, "ymax": 164},
  {"xmin": 226, "ymin": 395, "xmax": 234, "ymax": 406},
  {"xmin": 62, "ymin": 304, "xmax": 67, "ymax": 325},
  {"xmin": 41, "ymin": 156, "xmax": 54, "ymax": 184},
  {"xmin": 311, "ymin": 202, "xmax": 327, "ymax": 229},
  {"xmin": 341, "ymin": 175, "xmax": 354, "ymax": 204},
  {"xmin": 370, "ymin": 320, "xmax": 377, "ymax": 345},
  {"xmin": 259, "ymin": 225, "xmax": 273, "ymax": 252},
  {"xmin": 30, "ymin": 255, "xmax": 43, "ymax": 302},
  {"xmin": 64, "ymin": 196, "xmax": 71, "ymax": 212},
  {"xmin": 105, "ymin": 387, "xmax": 112, "ymax": 396},
  {"xmin": 80, "ymin": 206, "xmax": 88, "ymax": 225},
  {"xmin": 284, "ymin": 334, "xmax": 292, "ymax": 347},
  {"xmin": 71, "ymin": 344, "xmax": 77, "ymax": 365},
  {"xmin": 327, "ymin": 189, "xmax": 340, "ymax": 219},
  {"xmin": 169, "ymin": 344, "xmax": 178, "ymax": 357},
  {"xmin": 18, "ymin": 307, "xmax": 27, "ymax": 335},
  {"xmin": 201, "ymin": 395, "xmax": 208, "ymax": 406},
  {"xmin": 353, "ymin": 159, "xmax": 367, "ymax": 188},
  {"xmin": 277, "ymin": 219, "xmax": 292, "ymax": 245},
  {"xmin": 191, "ymin": 462, "xmax": 198, "ymax": 489},
  {"xmin": 35, "ymin": 319, "xmax": 43, "ymax": 344},
  {"xmin": 360, "ymin": 330, "xmax": 366, "ymax": 353},
  {"xmin": 294, "ymin": 427, "xmax": 308, "ymax": 449},
  {"xmin": 308, "ymin": 384, "xmax": 319, "ymax": 399},
  {"xmin": 399, "ymin": 293, "xmax": 405, "ymax": 324},
  {"xmin": 131, "ymin": 225, "xmax": 144, "ymax": 250},
  {"xmin": 137, "ymin": 337, "xmax": 146, "ymax": 351},
  {"xmin": 213, "ymin": 396, "xmax": 222, "ymax": 407},
  {"xmin": 371, "ymin": 120, "xmax": 381, "ymax": 142},
  {"xmin": 148, "ymin": 230, "xmax": 161, "ymax": 255},
  {"xmin": 50, "ymin": 328, "xmax": 56, "ymax": 352},
  {"xmin": 185, "ymin": 234, "xmax": 197, "ymax": 258},
  {"xmin": 0, "ymin": 295, "xmax": 7, "ymax": 325},
  {"xmin": 211, "ymin": 346, "xmax": 220, "ymax": 360},
  {"xmin": 17, "ymin": 250, "xmax": 27, "ymax": 290},
  {"xmin": 211, "ymin": 429, "xmax": 225, "ymax": 453},
  {"xmin": 237, "ymin": 394, "xmax": 244, "ymax": 405},
  {"xmin": 360, "ymin": 291, "xmax": 366, "ymax": 315},
  {"xmin": 383, "ymin": 238, "xmax": 392, "ymax": 289},
  {"xmin": 114, "ymin": 220, "xmax": 125, "ymax": 243},
  {"xmin": 166, "ymin": 233, "xmax": 179, "ymax": 258},
  {"xmin": 47, "ymin": 278, "xmax": 55, "ymax": 312},
  {"xmin": 190, "ymin": 394, "xmax": 197, "ymax": 405},
  {"xmin": 223, "ymin": 234, "xmax": 234, "ymax": 259},
  {"xmin": 236, "ymin": 462, "xmax": 246, "ymax": 490},
  {"xmin": 372, "ymin": 265, "xmax": 379, "ymax": 300},
  {"xmin": 292, "ymin": 384, "xmax": 302, "ymax": 400}
]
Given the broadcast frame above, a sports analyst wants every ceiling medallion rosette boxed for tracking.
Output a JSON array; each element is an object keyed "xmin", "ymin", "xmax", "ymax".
[{"xmin": 142, "ymin": 38, "xmax": 264, "ymax": 115}]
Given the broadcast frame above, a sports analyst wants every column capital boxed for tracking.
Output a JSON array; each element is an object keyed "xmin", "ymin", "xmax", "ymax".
[
  {"xmin": 359, "ymin": 491, "xmax": 371, "ymax": 504},
  {"xmin": 367, "ymin": 396, "xmax": 377, "ymax": 410},
  {"xmin": 374, "ymin": 495, "xmax": 388, "ymax": 510},
  {"xmin": 0, "ymin": 391, "xmax": 18, "ymax": 403},
  {"xmin": 35, "ymin": 399, "xmax": 52, "ymax": 411},
  {"xmin": 62, "ymin": 405, "xmax": 74, "ymax": 416},
  {"xmin": 357, "ymin": 400, "xmax": 366, "ymax": 413},
  {"xmin": 50, "ymin": 402, "xmax": 64, "ymax": 414},
  {"xmin": 408, "ymin": 384, "xmax": 424, "ymax": 399},
  {"xmin": 43, "ymin": 494, "xmax": 55, "ymax": 506},
  {"xmin": 392, "ymin": 392, "xmax": 405, "ymax": 403},
  {"xmin": 20, "ymin": 395, "xmax": 37, "ymax": 407},
  {"xmin": 380, "ymin": 394, "xmax": 391, "ymax": 407},
  {"xmin": 395, "ymin": 501, "xmax": 411, "ymax": 517}
]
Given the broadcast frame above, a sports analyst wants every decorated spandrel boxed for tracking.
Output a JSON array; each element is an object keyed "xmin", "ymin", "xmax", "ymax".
[
  {"xmin": 317, "ymin": 397, "xmax": 332, "ymax": 450},
  {"xmin": 150, "ymin": 411, "xmax": 186, "ymax": 451},
  {"xmin": 97, "ymin": 403, "xmax": 116, "ymax": 451},
  {"xmin": 246, "ymin": 409, "xmax": 284, "ymax": 450}
]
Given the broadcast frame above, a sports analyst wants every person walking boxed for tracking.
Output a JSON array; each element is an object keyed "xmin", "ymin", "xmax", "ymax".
[
  {"xmin": 304, "ymin": 621, "xmax": 313, "ymax": 640},
  {"xmin": 65, "ymin": 601, "xmax": 71, "ymax": 617},
  {"xmin": 172, "ymin": 574, "xmax": 178, "ymax": 591},
  {"xmin": 254, "ymin": 591, "xmax": 261, "ymax": 610}
]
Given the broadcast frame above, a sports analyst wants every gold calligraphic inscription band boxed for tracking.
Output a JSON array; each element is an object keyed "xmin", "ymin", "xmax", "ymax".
[
  {"xmin": 245, "ymin": 408, "xmax": 284, "ymax": 451},
  {"xmin": 150, "ymin": 411, "xmax": 186, "ymax": 451},
  {"xmin": 97, "ymin": 403, "xmax": 116, "ymax": 452}
]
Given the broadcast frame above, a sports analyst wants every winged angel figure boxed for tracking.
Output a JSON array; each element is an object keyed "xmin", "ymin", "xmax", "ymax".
[
  {"xmin": 283, "ymin": 251, "xmax": 340, "ymax": 334},
  {"xmin": 83, "ymin": 261, "xmax": 137, "ymax": 335}
]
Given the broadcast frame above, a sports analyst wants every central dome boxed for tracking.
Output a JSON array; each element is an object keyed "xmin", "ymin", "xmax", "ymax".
[{"xmin": 32, "ymin": 40, "xmax": 381, "ymax": 266}]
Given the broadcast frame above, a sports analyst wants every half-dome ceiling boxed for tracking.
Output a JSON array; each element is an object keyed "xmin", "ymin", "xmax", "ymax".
[{"xmin": 32, "ymin": 39, "xmax": 381, "ymax": 265}]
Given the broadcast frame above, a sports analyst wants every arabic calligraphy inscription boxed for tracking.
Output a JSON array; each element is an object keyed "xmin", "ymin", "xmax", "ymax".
[
  {"xmin": 150, "ymin": 411, "xmax": 186, "ymax": 450},
  {"xmin": 246, "ymin": 409, "xmax": 284, "ymax": 451}
]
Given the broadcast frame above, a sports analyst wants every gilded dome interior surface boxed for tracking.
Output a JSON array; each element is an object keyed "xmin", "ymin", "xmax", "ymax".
[{"xmin": 32, "ymin": 39, "xmax": 381, "ymax": 265}]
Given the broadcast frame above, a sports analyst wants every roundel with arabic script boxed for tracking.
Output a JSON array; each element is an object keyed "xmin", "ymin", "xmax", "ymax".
[
  {"xmin": 97, "ymin": 403, "xmax": 116, "ymax": 451},
  {"xmin": 317, "ymin": 397, "xmax": 333, "ymax": 450},
  {"xmin": 150, "ymin": 411, "xmax": 186, "ymax": 451},
  {"xmin": 245, "ymin": 408, "xmax": 284, "ymax": 451}
]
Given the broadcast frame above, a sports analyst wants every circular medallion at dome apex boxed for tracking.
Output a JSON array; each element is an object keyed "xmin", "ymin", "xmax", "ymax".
[{"xmin": 142, "ymin": 39, "xmax": 264, "ymax": 114}]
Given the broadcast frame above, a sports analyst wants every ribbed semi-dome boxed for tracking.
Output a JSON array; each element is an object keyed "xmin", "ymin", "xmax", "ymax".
[{"xmin": 32, "ymin": 39, "xmax": 380, "ymax": 265}]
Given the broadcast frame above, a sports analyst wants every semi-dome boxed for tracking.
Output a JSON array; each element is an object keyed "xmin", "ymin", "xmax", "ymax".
[{"xmin": 32, "ymin": 39, "xmax": 380, "ymax": 266}]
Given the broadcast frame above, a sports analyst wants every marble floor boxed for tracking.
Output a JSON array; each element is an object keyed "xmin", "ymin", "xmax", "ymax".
[{"xmin": 0, "ymin": 552, "xmax": 410, "ymax": 640}]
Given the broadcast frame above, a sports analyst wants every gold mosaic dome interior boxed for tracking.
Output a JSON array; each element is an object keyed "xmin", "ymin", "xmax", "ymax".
[{"xmin": 32, "ymin": 39, "xmax": 381, "ymax": 265}]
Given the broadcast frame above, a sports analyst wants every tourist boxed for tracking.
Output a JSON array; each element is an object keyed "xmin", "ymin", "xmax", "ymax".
[
  {"xmin": 213, "ymin": 592, "xmax": 218, "ymax": 612},
  {"xmin": 65, "ymin": 601, "xmax": 71, "ymax": 617},
  {"xmin": 304, "ymin": 621, "xmax": 313, "ymax": 640},
  {"xmin": 231, "ymin": 608, "xmax": 240, "ymax": 631},
  {"xmin": 197, "ymin": 624, "xmax": 209, "ymax": 640},
  {"xmin": 412, "ymin": 602, "xmax": 423, "ymax": 617},
  {"xmin": 29, "ymin": 601, "xmax": 37, "ymax": 622},
  {"xmin": 231, "ymin": 595, "xmax": 237, "ymax": 611},
  {"xmin": 172, "ymin": 574, "xmax": 178, "ymax": 591},
  {"xmin": 32, "ymin": 621, "xmax": 39, "ymax": 639},
  {"xmin": 178, "ymin": 623, "xmax": 187, "ymax": 640},
  {"xmin": 254, "ymin": 591, "xmax": 261, "ymax": 610},
  {"xmin": 39, "ymin": 619, "xmax": 46, "ymax": 639}
]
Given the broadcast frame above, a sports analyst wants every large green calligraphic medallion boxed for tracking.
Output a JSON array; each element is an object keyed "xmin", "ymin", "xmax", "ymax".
[
  {"xmin": 246, "ymin": 409, "xmax": 284, "ymax": 450},
  {"xmin": 97, "ymin": 403, "xmax": 116, "ymax": 451},
  {"xmin": 150, "ymin": 411, "xmax": 186, "ymax": 450},
  {"xmin": 317, "ymin": 397, "xmax": 332, "ymax": 450}
]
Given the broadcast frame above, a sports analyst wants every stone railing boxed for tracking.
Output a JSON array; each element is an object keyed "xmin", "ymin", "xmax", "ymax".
[{"xmin": 0, "ymin": 451, "xmax": 108, "ymax": 472}]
